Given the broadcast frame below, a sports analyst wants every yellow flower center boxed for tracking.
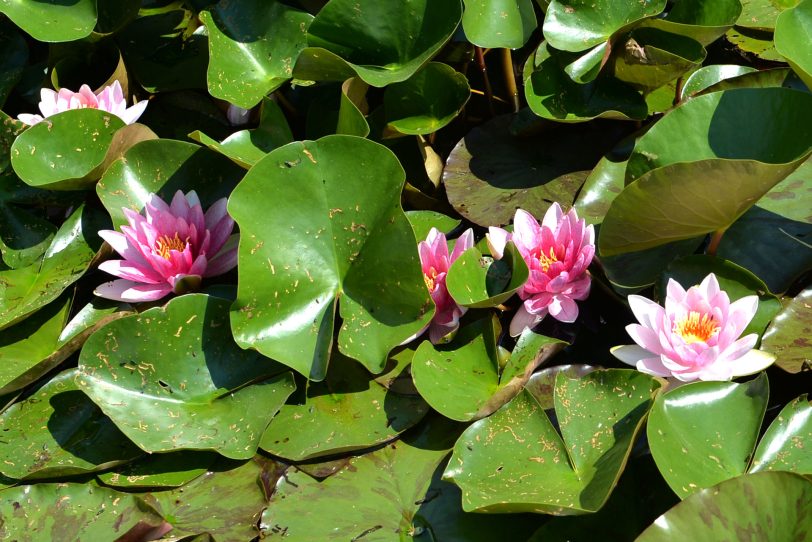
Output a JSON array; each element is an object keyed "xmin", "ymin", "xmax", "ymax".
[
  {"xmin": 424, "ymin": 267, "xmax": 438, "ymax": 291},
  {"xmin": 154, "ymin": 233, "xmax": 187, "ymax": 259},
  {"xmin": 673, "ymin": 311, "xmax": 720, "ymax": 344},
  {"xmin": 537, "ymin": 246, "xmax": 559, "ymax": 272}
]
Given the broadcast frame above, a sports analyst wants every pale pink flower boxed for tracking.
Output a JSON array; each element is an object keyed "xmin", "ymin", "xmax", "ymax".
[
  {"xmin": 611, "ymin": 273, "xmax": 775, "ymax": 382},
  {"xmin": 419, "ymin": 227, "xmax": 475, "ymax": 343},
  {"xmin": 17, "ymin": 81, "xmax": 147, "ymax": 126},
  {"xmin": 487, "ymin": 204, "xmax": 594, "ymax": 336},
  {"xmin": 94, "ymin": 190, "xmax": 238, "ymax": 303}
]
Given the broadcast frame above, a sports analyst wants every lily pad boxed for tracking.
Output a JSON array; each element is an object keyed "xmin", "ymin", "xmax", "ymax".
[
  {"xmin": 189, "ymin": 98, "xmax": 294, "ymax": 169},
  {"xmin": 750, "ymin": 395, "xmax": 812, "ymax": 473},
  {"xmin": 0, "ymin": 369, "xmax": 143, "ymax": 480},
  {"xmin": 259, "ymin": 351, "xmax": 429, "ymax": 461},
  {"xmin": 444, "ymin": 369, "xmax": 663, "ymax": 514},
  {"xmin": 98, "ymin": 451, "xmax": 217, "ymax": 489},
  {"xmin": 445, "ymin": 243, "xmax": 529, "ymax": 308},
  {"xmin": 461, "ymin": 0, "xmax": 537, "ymax": 48},
  {"xmin": 524, "ymin": 43, "xmax": 648, "ymax": 123},
  {"xmin": 384, "ymin": 62, "xmax": 470, "ymax": 136},
  {"xmin": 412, "ymin": 319, "xmax": 565, "ymax": 421},
  {"xmin": 406, "ymin": 210, "xmax": 462, "ymax": 241},
  {"xmin": 775, "ymin": 0, "xmax": 812, "ymax": 90},
  {"xmin": 141, "ymin": 457, "xmax": 276, "ymax": 541},
  {"xmin": 262, "ymin": 416, "xmax": 542, "ymax": 540},
  {"xmin": 761, "ymin": 287, "xmax": 812, "ymax": 372},
  {"xmin": 681, "ymin": 64, "xmax": 758, "ymax": 99},
  {"xmin": 572, "ymin": 155, "xmax": 627, "ymax": 225},
  {"xmin": 97, "ymin": 138, "xmax": 246, "ymax": 229},
  {"xmin": 293, "ymin": 0, "xmax": 462, "ymax": 87},
  {"xmin": 641, "ymin": 0, "xmax": 742, "ymax": 45},
  {"xmin": 737, "ymin": 0, "xmax": 799, "ymax": 30},
  {"xmin": 647, "ymin": 374, "xmax": 769, "ymax": 499},
  {"xmin": 0, "ymin": 483, "xmax": 167, "ymax": 541},
  {"xmin": 725, "ymin": 26, "xmax": 784, "ymax": 61},
  {"xmin": 201, "ymin": 0, "xmax": 313, "ymax": 108},
  {"xmin": 543, "ymin": 0, "xmax": 666, "ymax": 53},
  {"xmin": 76, "ymin": 294, "xmax": 296, "ymax": 459},
  {"xmin": 229, "ymin": 135, "xmax": 433, "ymax": 380},
  {"xmin": 443, "ymin": 114, "xmax": 628, "ymax": 226},
  {"xmin": 636, "ymin": 472, "xmax": 812, "ymax": 541},
  {"xmin": 0, "ymin": 0, "xmax": 97, "ymax": 42},
  {"xmin": 0, "ymin": 205, "xmax": 104, "ymax": 330},
  {"xmin": 10, "ymin": 109, "xmax": 126, "ymax": 190}
]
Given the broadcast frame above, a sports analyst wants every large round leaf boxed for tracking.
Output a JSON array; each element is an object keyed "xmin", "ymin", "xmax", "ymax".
[
  {"xmin": 0, "ymin": 369, "xmax": 143, "ymax": 480},
  {"xmin": 0, "ymin": 0, "xmax": 97, "ymax": 42},
  {"xmin": 412, "ymin": 320, "xmax": 565, "ymax": 421},
  {"xmin": 76, "ymin": 294, "xmax": 296, "ymax": 459},
  {"xmin": 761, "ymin": 287, "xmax": 812, "ymax": 372},
  {"xmin": 201, "ymin": 0, "xmax": 313, "ymax": 109},
  {"xmin": 443, "ymin": 114, "xmax": 628, "ymax": 226},
  {"xmin": 229, "ymin": 135, "xmax": 433, "ymax": 381},
  {"xmin": 524, "ymin": 43, "xmax": 648, "ymax": 123},
  {"xmin": 636, "ymin": 472, "xmax": 812, "ymax": 541},
  {"xmin": 11, "ymin": 109, "xmax": 126, "ymax": 190},
  {"xmin": 542, "ymin": 0, "xmax": 666, "ymax": 52},
  {"xmin": 461, "ymin": 0, "xmax": 537, "ymax": 48},
  {"xmin": 97, "ymin": 138, "xmax": 246, "ymax": 229},
  {"xmin": 259, "ymin": 351, "xmax": 429, "ymax": 461},
  {"xmin": 444, "ymin": 369, "xmax": 664, "ymax": 514},
  {"xmin": 383, "ymin": 62, "xmax": 470, "ymax": 136},
  {"xmin": 262, "ymin": 416, "xmax": 542, "ymax": 540},
  {"xmin": 775, "ymin": 0, "xmax": 812, "ymax": 90},
  {"xmin": 600, "ymin": 157, "xmax": 809, "ymax": 256},
  {"xmin": 445, "ymin": 243, "xmax": 530, "ymax": 308},
  {"xmin": 293, "ymin": 0, "xmax": 462, "ymax": 87},
  {"xmin": 659, "ymin": 255, "xmax": 782, "ymax": 338},
  {"xmin": 626, "ymin": 87, "xmax": 812, "ymax": 182},
  {"xmin": 647, "ymin": 374, "xmax": 769, "ymax": 499},
  {"xmin": 0, "ymin": 483, "xmax": 167, "ymax": 541},
  {"xmin": 750, "ymin": 395, "xmax": 812, "ymax": 474},
  {"xmin": 0, "ymin": 205, "xmax": 104, "ymax": 330}
]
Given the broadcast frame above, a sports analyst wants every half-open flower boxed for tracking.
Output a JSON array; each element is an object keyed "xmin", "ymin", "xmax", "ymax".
[
  {"xmin": 17, "ymin": 81, "xmax": 147, "ymax": 126},
  {"xmin": 95, "ymin": 190, "xmax": 238, "ymax": 303},
  {"xmin": 611, "ymin": 273, "xmax": 775, "ymax": 381},
  {"xmin": 419, "ymin": 227, "xmax": 475, "ymax": 343},
  {"xmin": 488, "ymin": 204, "xmax": 594, "ymax": 336}
]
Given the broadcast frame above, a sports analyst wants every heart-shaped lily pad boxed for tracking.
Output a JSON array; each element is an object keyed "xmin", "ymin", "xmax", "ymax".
[
  {"xmin": 229, "ymin": 135, "xmax": 433, "ymax": 381},
  {"xmin": 293, "ymin": 0, "xmax": 462, "ymax": 87},
  {"xmin": 0, "ymin": 369, "xmax": 143, "ymax": 480},
  {"xmin": 76, "ymin": 294, "xmax": 296, "ymax": 459},
  {"xmin": 259, "ymin": 351, "xmax": 429, "ymax": 461},
  {"xmin": 647, "ymin": 374, "xmax": 769, "ymax": 499},
  {"xmin": 412, "ymin": 319, "xmax": 565, "ymax": 421},
  {"xmin": 444, "ymin": 369, "xmax": 663, "ymax": 514},
  {"xmin": 0, "ymin": 205, "xmax": 104, "ymax": 330},
  {"xmin": 200, "ymin": 0, "xmax": 313, "ymax": 109},
  {"xmin": 11, "ymin": 109, "xmax": 125, "ymax": 190}
]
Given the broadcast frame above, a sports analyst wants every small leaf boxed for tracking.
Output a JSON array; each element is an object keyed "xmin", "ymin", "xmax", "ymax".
[{"xmin": 446, "ymin": 243, "xmax": 529, "ymax": 308}]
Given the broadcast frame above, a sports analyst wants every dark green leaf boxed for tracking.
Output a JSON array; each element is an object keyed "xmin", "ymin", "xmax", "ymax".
[
  {"xmin": 462, "ymin": 0, "xmax": 537, "ymax": 48},
  {"xmin": 761, "ymin": 288, "xmax": 812, "ymax": 372}
]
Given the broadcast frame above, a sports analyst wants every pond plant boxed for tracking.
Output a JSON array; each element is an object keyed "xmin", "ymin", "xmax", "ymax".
[{"xmin": 0, "ymin": 0, "xmax": 810, "ymax": 540}]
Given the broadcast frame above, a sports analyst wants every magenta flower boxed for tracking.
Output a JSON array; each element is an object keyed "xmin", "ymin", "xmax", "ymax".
[
  {"xmin": 419, "ymin": 227, "xmax": 475, "ymax": 343},
  {"xmin": 611, "ymin": 273, "xmax": 775, "ymax": 382},
  {"xmin": 94, "ymin": 190, "xmax": 238, "ymax": 302},
  {"xmin": 17, "ymin": 81, "xmax": 147, "ymax": 126},
  {"xmin": 487, "ymin": 204, "xmax": 594, "ymax": 336}
]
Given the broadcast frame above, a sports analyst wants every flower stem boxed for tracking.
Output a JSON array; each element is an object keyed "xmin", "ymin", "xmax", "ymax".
[
  {"xmin": 707, "ymin": 228, "xmax": 726, "ymax": 256},
  {"xmin": 475, "ymin": 47, "xmax": 496, "ymax": 116},
  {"xmin": 501, "ymin": 48, "xmax": 519, "ymax": 113}
]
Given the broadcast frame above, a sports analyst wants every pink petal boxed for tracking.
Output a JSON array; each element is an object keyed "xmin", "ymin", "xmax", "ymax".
[
  {"xmin": 548, "ymin": 295, "xmax": 579, "ymax": 323},
  {"xmin": 628, "ymin": 295, "xmax": 665, "ymax": 330},
  {"xmin": 97, "ymin": 259, "xmax": 163, "ymax": 284},
  {"xmin": 728, "ymin": 350, "xmax": 776, "ymax": 377},
  {"xmin": 207, "ymin": 215, "xmax": 235, "ymax": 256},
  {"xmin": 204, "ymin": 198, "xmax": 229, "ymax": 231},
  {"xmin": 17, "ymin": 114, "xmax": 44, "ymax": 125},
  {"xmin": 727, "ymin": 295, "xmax": 759, "ymax": 336},
  {"xmin": 450, "ymin": 228, "xmax": 474, "ymax": 261},
  {"xmin": 38, "ymin": 88, "xmax": 59, "ymax": 117},
  {"xmin": 514, "ymin": 209, "xmax": 542, "ymax": 246},
  {"xmin": 716, "ymin": 333, "xmax": 759, "ymax": 364},
  {"xmin": 541, "ymin": 202, "xmax": 563, "ymax": 231},
  {"xmin": 170, "ymin": 190, "xmax": 192, "ymax": 221},
  {"xmin": 626, "ymin": 323, "xmax": 664, "ymax": 355},
  {"xmin": 94, "ymin": 280, "xmax": 172, "ymax": 302},
  {"xmin": 509, "ymin": 304, "xmax": 543, "ymax": 337},
  {"xmin": 429, "ymin": 321, "xmax": 458, "ymax": 344},
  {"xmin": 486, "ymin": 227, "xmax": 510, "ymax": 259},
  {"xmin": 204, "ymin": 235, "xmax": 238, "ymax": 277},
  {"xmin": 120, "ymin": 100, "xmax": 148, "ymax": 125}
]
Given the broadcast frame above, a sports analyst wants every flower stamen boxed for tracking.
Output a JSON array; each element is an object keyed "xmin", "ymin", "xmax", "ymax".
[
  {"xmin": 154, "ymin": 233, "xmax": 187, "ymax": 259},
  {"xmin": 537, "ymin": 246, "xmax": 559, "ymax": 272},
  {"xmin": 424, "ymin": 267, "xmax": 438, "ymax": 292},
  {"xmin": 674, "ymin": 311, "xmax": 720, "ymax": 344}
]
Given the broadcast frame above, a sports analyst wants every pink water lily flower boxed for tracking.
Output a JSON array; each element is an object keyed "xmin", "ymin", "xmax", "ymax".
[
  {"xmin": 17, "ymin": 81, "xmax": 147, "ymax": 126},
  {"xmin": 488, "ymin": 204, "xmax": 594, "ymax": 336},
  {"xmin": 611, "ymin": 273, "xmax": 775, "ymax": 382},
  {"xmin": 419, "ymin": 227, "xmax": 475, "ymax": 343},
  {"xmin": 95, "ymin": 190, "xmax": 238, "ymax": 303}
]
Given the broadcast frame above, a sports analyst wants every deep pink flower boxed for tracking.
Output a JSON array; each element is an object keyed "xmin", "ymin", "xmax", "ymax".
[
  {"xmin": 95, "ymin": 190, "xmax": 237, "ymax": 302},
  {"xmin": 419, "ymin": 227, "xmax": 475, "ymax": 343},
  {"xmin": 611, "ymin": 273, "xmax": 775, "ymax": 381},
  {"xmin": 487, "ymin": 204, "xmax": 594, "ymax": 336},
  {"xmin": 18, "ymin": 81, "xmax": 147, "ymax": 126}
]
